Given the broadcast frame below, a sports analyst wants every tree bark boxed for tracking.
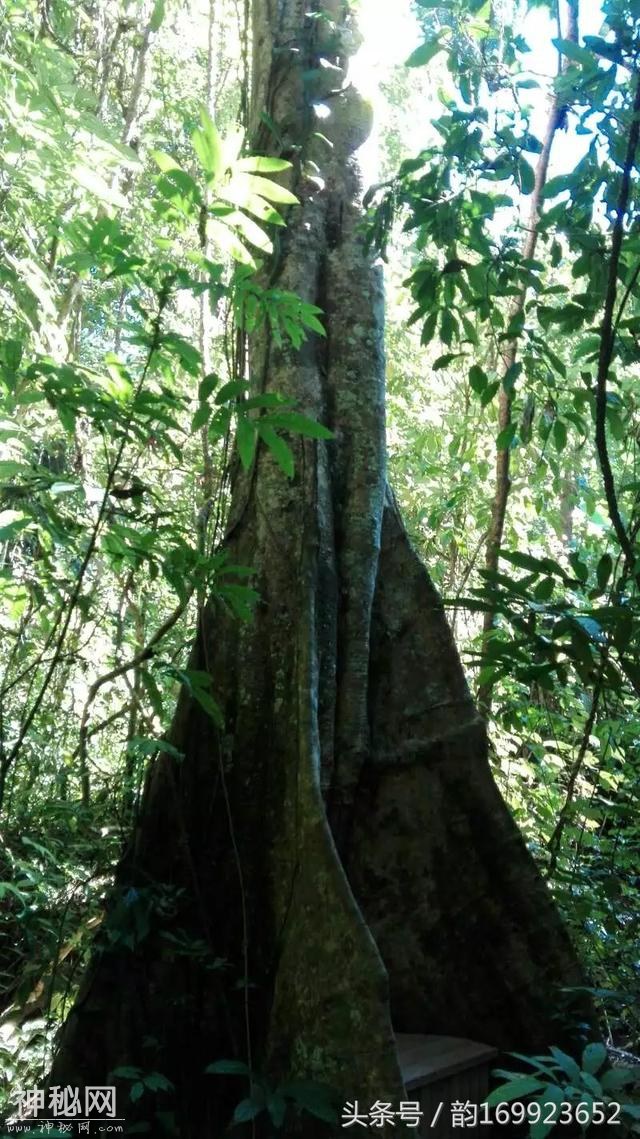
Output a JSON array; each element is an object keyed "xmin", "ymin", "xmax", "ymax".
[{"xmin": 49, "ymin": 2, "xmax": 593, "ymax": 1134}]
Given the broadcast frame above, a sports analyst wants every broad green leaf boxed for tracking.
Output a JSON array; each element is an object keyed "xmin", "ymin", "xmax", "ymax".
[
  {"xmin": 501, "ymin": 550, "xmax": 567, "ymax": 579},
  {"xmin": 0, "ymin": 511, "xmax": 31, "ymax": 542},
  {"xmin": 233, "ymin": 1098, "xmax": 264, "ymax": 1123},
  {"xmin": 530, "ymin": 1085, "xmax": 564, "ymax": 1139},
  {"xmin": 259, "ymin": 424, "xmax": 294, "ymax": 478},
  {"xmin": 485, "ymin": 1076, "xmax": 545, "ymax": 1106},
  {"xmin": 595, "ymin": 554, "xmax": 612, "ymax": 593},
  {"xmin": 552, "ymin": 37, "xmax": 594, "ymax": 65},
  {"xmin": 405, "ymin": 35, "xmax": 444, "ymax": 68},
  {"xmin": 192, "ymin": 110, "xmax": 224, "ymax": 181},
  {"xmin": 226, "ymin": 173, "xmax": 298, "ymax": 207},
  {"xmin": 191, "ymin": 405, "xmax": 210, "ymax": 431},
  {"xmin": 193, "ymin": 687, "xmax": 223, "ymax": 726},
  {"xmin": 553, "ymin": 418, "xmax": 567, "ymax": 451},
  {"xmin": 206, "ymin": 1060, "xmax": 250, "ymax": 1075},
  {"xmin": 143, "ymin": 1072, "xmax": 173, "ymax": 1091},
  {"xmin": 152, "ymin": 150, "xmax": 182, "ymax": 174},
  {"xmin": 227, "ymin": 210, "xmax": 272, "ymax": 253},
  {"xmin": 267, "ymin": 1092, "xmax": 287, "ymax": 1129},
  {"xmin": 518, "ymin": 157, "xmax": 535, "ymax": 195},
  {"xmin": 469, "ymin": 364, "xmax": 487, "ymax": 393},
  {"xmin": 215, "ymin": 380, "xmax": 248, "ymax": 404},
  {"xmin": 140, "ymin": 670, "xmax": 164, "ymax": 718},
  {"xmin": 496, "ymin": 424, "xmax": 517, "ymax": 450},
  {"xmin": 481, "ymin": 381, "xmax": 500, "ymax": 406},
  {"xmin": 199, "ymin": 374, "xmax": 219, "ymax": 401},
  {"xmin": 237, "ymin": 156, "xmax": 291, "ymax": 173},
  {"xmin": 534, "ymin": 577, "xmax": 554, "ymax": 601},
  {"xmin": 549, "ymin": 1046, "xmax": 581, "ymax": 1084},
  {"xmin": 568, "ymin": 552, "xmax": 589, "ymax": 582},
  {"xmin": 49, "ymin": 482, "xmax": 79, "ymax": 495},
  {"xmin": 149, "ymin": 0, "xmax": 165, "ymax": 31},
  {"xmin": 70, "ymin": 164, "xmax": 128, "ymax": 209},
  {"xmin": 236, "ymin": 416, "xmax": 257, "ymax": 470},
  {"xmin": 601, "ymin": 1067, "xmax": 637, "ymax": 1091},
  {"xmin": 0, "ymin": 461, "xmax": 29, "ymax": 479}
]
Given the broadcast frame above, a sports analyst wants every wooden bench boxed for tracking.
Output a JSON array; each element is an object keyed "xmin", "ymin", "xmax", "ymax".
[{"xmin": 396, "ymin": 1034, "xmax": 499, "ymax": 1136}]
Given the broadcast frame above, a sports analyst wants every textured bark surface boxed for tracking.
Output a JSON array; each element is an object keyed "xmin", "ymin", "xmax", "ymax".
[{"xmin": 49, "ymin": 2, "xmax": 592, "ymax": 1135}]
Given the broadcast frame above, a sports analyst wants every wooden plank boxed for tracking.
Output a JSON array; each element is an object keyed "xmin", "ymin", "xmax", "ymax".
[{"xmin": 396, "ymin": 1034, "xmax": 498, "ymax": 1090}]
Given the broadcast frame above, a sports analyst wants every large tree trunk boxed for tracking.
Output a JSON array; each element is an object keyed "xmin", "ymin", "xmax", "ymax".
[{"xmin": 49, "ymin": 1, "xmax": 591, "ymax": 1134}]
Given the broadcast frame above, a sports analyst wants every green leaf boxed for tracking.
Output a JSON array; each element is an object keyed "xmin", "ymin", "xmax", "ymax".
[
  {"xmin": 237, "ymin": 157, "xmax": 292, "ymax": 173},
  {"xmin": 161, "ymin": 333, "xmax": 202, "ymax": 376},
  {"xmin": 501, "ymin": 550, "xmax": 567, "ymax": 578},
  {"xmin": 503, "ymin": 361, "xmax": 522, "ymax": 393},
  {"xmin": 469, "ymin": 364, "xmax": 487, "ymax": 394},
  {"xmin": 530, "ymin": 1085, "xmax": 564, "ymax": 1139},
  {"xmin": 242, "ymin": 174, "xmax": 298, "ymax": 205},
  {"xmin": 199, "ymin": 373, "xmax": 220, "ymax": 401},
  {"xmin": 156, "ymin": 169, "xmax": 203, "ymax": 212},
  {"xmin": 580, "ymin": 1071, "xmax": 602, "ymax": 1096},
  {"xmin": 433, "ymin": 353, "xmax": 460, "ymax": 370},
  {"xmin": 420, "ymin": 310, "xmax": 438, "ymax": 345},
  {"xmin": 236, "ymin": 416, "xmax": 257, "ymax": 470},
  {"xmin": 193, "ymin": 687, "xmax": 223, "ymax": 726},
  {"xmin": 232, "ymin": 1098, "xmax": 264, "ymax": 1124},
  {"xmin": 215, "ymin": 380, "xmax": 248, "ymax": 404},
  {"xmin": 267, "ymin": 1092, "xmax": 288, "ymax": 1128},
  {"xmin": 206, "ymin": 1060, "xmax": 251, "ymax": 1075},
  {"xmin": 518, "ymin": 158, "xmax": 535, "ymax": 195},
  {"xmin": 405, "ymin": 35, "xmax": 444, "ymax": 68},
  {"xmin": 534, "ymin": 577, "xmax": 554, "ymax": 601},
  {"xmin": 480, "ymin": 381, "xmax": 500, "ymax": 406},
  {"xmin": 0, "ymin": 461, "xmax": 28, "ymax": 479},
  {"xmin": 152, "ymin": 150, "xmax": 182, "ymax": 174},
  {"xmin": 553, "ymin": 418, "xmax": 567, "ymax": 451},
  {"xmin": 440, "ymin": 308, "xmax": 457, "ymax": 346},
  {"xmin": 0, "ymin": 511, "xmax": 31, "ymax": 542},
  {"xmin": 49, "ymin": 481, "xmax": 79, "ymax": 496},
  {"xmin": 143, "ymin": 1072, "xmax": 174, "ymax": 1092},
  {"xmin": 149, "ymin": 0, "xmax": 165, "ymax": 31},
  {"xmin": 1, "ymin": 338, "xmax": 23, "ymax": 372},
  {"xmin": 279, "ymin": 1081, "xmax": 339, "ymax": 1124},
  {"xmin": 552, "ymin": 37, "xmax": 594, "ymax": 65},
  {"xmin": 259, "ymin": 424, "xmax": 295, "ymax": 478},
  {"xmin": 506, "ymin": 309, "xmax": 525, "ymax": 338},
  {"xmin": 496, "ymin": 424, "xmax": 516, "ymax": 450},
  {"xmin": 595, "ymin": 554, "xmax": 612, "ymax": 593},
  {"xmin": 0, "ymin": 881, "xmax": 28, "ymax": 903},
  {"xmin": 70, "ymin": 164, "xmax": 128, "ymax": 209},
  {"xmin": 192, "ymin": 110, "xmax": 224, "ymax": 181},
  {"xmin": 601, "ymin": 1067, "xmax": 637, "ymax": 1091},
  {"xmin": 485, "ymin": 1076, "xmax": 545, "ymax": 1106},
  {"xmin": 549, "ymin": 1046, "xmax": 581, "ymax": 1084},
  {"xmin": 191, "ymin": 404, "xmax": 210, "ymax": 432},
  {"xmin": 568, "ymin": 552, "xmax": 588, "ymax": 582}
]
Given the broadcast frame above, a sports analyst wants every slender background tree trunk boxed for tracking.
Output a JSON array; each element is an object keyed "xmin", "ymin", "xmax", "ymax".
[{"xmin": 478, "ymin": 0, "xmax": 580, "ymax": 715}]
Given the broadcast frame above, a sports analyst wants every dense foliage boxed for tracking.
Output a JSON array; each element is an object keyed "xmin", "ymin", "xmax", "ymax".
[{"xmin": 0, "ymin": 0, "xmax": 638, "ymax": 1130}]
